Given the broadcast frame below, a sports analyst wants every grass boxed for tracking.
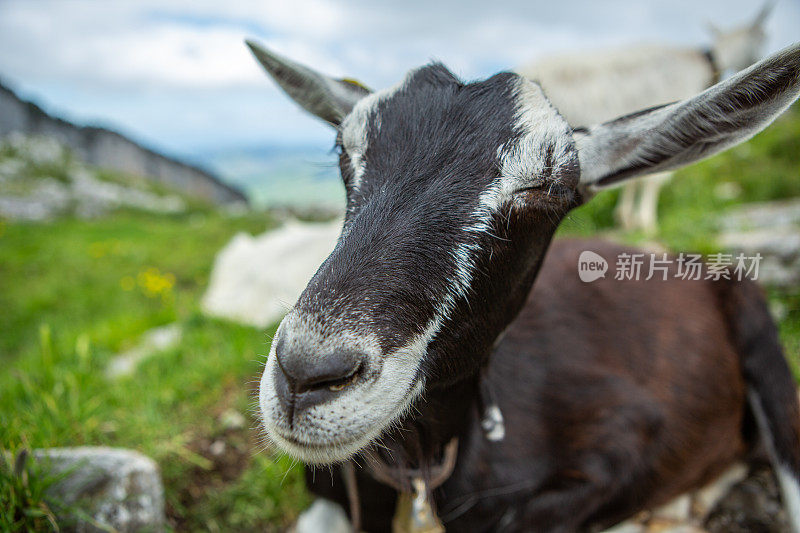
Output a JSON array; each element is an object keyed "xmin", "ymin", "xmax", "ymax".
[
  {"xmin": 1, "ymin": 450, "xmax": 63, "ymax": 532},
  {"xmin": 1, "ymin": 106, "xmax": 798, "ymax": 530},
  {"xmin": 0, "ymin": 206, "xmax": 312, "ymax": 531}
]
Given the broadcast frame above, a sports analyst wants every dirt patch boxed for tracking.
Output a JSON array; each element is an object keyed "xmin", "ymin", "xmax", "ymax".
[{"xmin": 165, "ymin": 383, "xmax": 262, "ymax": 531}]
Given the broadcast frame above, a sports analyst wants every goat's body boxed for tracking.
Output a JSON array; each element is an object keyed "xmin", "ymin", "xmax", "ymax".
[
  {"xmin": 442, "ymin": 239, "xmax": 748, "ymax": 531},
  {"xmin": 307, "ymin": 239, "xmax": 797, "ymax": 532},
  {"xmin": 517, "ymin": 45, "xmax": 714, "ymax": 128}
]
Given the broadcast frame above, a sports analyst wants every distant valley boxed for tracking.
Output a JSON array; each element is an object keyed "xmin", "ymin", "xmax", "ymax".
[{"xmin": 197, "ymin": 145, "xmax": 344, "ymax": 211}]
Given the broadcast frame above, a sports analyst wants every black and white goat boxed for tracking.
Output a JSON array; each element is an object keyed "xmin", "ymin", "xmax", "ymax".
[{"xmin": 247, "ymin": 39, "xmax": 800, "ymax": 532}]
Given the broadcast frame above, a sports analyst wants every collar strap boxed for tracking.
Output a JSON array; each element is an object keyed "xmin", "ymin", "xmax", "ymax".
[
  {"xmin": 342, "ymin": 439, "xmax": 458, "ymax": 532},
  {"xmin": 363, "ymin": 438, "xmax": 459, "ymax": 493},
  {"xmin": 342, "ymin": 377, "xmax": 501, "ymax": 528}
]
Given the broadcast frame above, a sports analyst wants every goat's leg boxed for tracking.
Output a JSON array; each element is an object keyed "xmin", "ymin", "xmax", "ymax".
[
  {"xmin": 634, "ymin": 171, "xmax": 670, "ymax": 235},
  {"xmin": 613, "ymin": 182, "xmax": 638, "ymax": 231},
  {"xmin": 505, "ymin": 480, "xmax": 611, "ymax": 533},
  {"xmin": 509, "ymin": 460, "xmax": 646, "ymax": 533},
  {"xmin": 509, "ymin": 396, "xmax": 664, "ymax": 533}
]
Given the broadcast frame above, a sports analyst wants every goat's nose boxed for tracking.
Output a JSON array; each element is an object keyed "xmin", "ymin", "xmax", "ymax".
[{"xmin": 272, "ymin": 339, "xmax": 366, "ymax": 416}]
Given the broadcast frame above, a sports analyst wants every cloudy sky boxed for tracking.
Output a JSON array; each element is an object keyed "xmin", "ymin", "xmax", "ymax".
[{"xmin": 1, "ymin": 0, "xmax": 798, "ymax": 160}]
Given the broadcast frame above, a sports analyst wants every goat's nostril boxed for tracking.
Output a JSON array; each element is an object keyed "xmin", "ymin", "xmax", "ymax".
[
  {"xmin": 324, "ymin": 364, "xmax": 362, "ymax": 392},
  {"xmin": 297, "ymin": 362, "xmax": 363, "ymax": 394},
  {"xmin": 274, "ymin": 341, "xmax": 367, "ymax": 399}
]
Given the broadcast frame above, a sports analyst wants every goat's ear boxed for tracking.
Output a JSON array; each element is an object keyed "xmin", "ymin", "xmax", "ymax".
[
  {"xmin": 245, "ymin": 39, "xmax": 371, "ymax": 127},
  {"xmin": 705, "ymin": 21, "xmax": 722, "ymax": 37},
  {"xmin": 751, "ymin": 0, "xmax": 775, "ymax": 29},
  {"xmin": 576, "ymin": 43, "xmax": 800, "ymax": 190}
]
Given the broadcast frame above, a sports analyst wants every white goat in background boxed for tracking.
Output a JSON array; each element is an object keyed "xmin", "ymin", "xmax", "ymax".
[{"xmin": 516, "ymin": 2, "xmax": 772, "ymax": 234}]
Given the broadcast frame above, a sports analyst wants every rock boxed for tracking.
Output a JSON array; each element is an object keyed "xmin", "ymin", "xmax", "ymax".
[
  {"xmin": 0, "ymin": 156, "xmax": 25, "ymax": 179},
  {"xmin": 201, "ymin": 219, "xmax": 341, "ymax": 327},
  {"xmin": 757, "ymin": 255, "xmax": 800, "ymax": 288},
  {"xmin": 0, "ymin": 85, "xmax": 247, "ymax": 206},
  {"xmin": 34, "ymin": 447, "xmax": 164, "ymax": 533},
  {"xmin": 704, "ymin": 463, "xmax": 789, "ymax": 533},
  {"xmin": 713, "ymin": 182, "xmax": 742, "ymax": 201},
  {"xmin": 208, "ymin": 440, "xmax": 227, "ymax": 457},
  {"xmin": 717, "ymin": 199, "xmax": 800, "ymax": 288},
  {"xmin": 0, "ymin": 178, "xmax": 71, "ymax": 221},
  {"xmin": 719, "ymin": 198, "xmax": 800, "ymax": 232},
  {"xmin": 70, "ymin": 168, "xmax": 185, "ymax": 217},
  {"xmin": 106, "ymin": 323, "xmax": 182, "ymax": 378},
  {"xmin": 0, "ymin": 134, "xmax": 187, "ymax": 221},
  {"xmin": 6, "ymin": 132, "xmax": 68, "ymax": 166},
  {"xmin": 294, "ymin": 499, "xmax": 351, "ymax": 533},
  {"xmin": 717, "ymin": 229, "xmax": 800, "ymax": 263}
]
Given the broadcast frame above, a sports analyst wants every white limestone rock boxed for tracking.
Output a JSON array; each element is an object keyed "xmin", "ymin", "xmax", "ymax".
[
  {"xmin": 106, "ymin": 323, "xmax": 183, "ymax": 379},
  {"xmin": 201, "ymin": 219, "xmax": 341, "ymax": 327},
  {"xmin": 34, "ymin": 447, "xmax": 164, "ymax": 533}
]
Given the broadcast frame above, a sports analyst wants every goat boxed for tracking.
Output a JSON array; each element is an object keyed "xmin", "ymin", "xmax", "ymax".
[
  {"xmin": 247, "ymin": 39, "xmax": 800, "ymax": 532},
  {"xmin": 516, "ymin": 3, "xmax": 771, "ymax": 234}
]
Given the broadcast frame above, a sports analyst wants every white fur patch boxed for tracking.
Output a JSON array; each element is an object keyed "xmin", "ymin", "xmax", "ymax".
[
  {"xmin": 496, "ymin": 78, "xmax": 575, "ymax": 205},
  {"xmin": 481, "ymin": 404, "xmax": 506, "ymax": 442},
  {"xmin": 439, "ymin": 180, "xmax": 504, "ymax": 318},
  {"xmin": 340, "ymin": 104, "xmax": 370, "ymax": 190},
  {"xmin": 340, "ymin": 77, "xmax": 410, "ymax": 192},
  {"xmin": 777, "ymin": 465, "xmax": 800, "ymax": 533}
]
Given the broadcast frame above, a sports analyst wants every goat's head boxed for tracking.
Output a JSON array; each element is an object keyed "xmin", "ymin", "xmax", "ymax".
[
  {"xmin": 708, "ymin": 1, "xmax": 773, "ymax": 73},
  {"xmin": 248, "ymin": 39, "xmax": 800, "ymax": 464}
]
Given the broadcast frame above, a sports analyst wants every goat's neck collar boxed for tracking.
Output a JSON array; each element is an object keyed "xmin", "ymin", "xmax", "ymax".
[
  {"xmin": 359, "ymin": 372, "xmax": 504, "ymax": 489},
  {"xmin": 363, "ymin": 437, "xmax": 459, "ymax": 493},
  {"xmin": 360, "ymin": 368, "xmax": 504, "ymax": 477},
  {"xmin": 345, "ymin": 372, "xmax": 500, "ymax": 532}
]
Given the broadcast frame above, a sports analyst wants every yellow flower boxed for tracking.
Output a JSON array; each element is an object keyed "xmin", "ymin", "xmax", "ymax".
[{"xmin": 136, "ymin": 267, "xmax": 176, "ymax": 297}]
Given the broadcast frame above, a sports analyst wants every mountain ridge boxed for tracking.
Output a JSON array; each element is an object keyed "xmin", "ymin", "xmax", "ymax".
[{"xmin": 0, "ymin": 80, "xmax": 247, "ymax": 206}]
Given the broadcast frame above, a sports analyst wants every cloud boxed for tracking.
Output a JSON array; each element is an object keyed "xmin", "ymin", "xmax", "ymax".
[
  {"xmin": 0, "ymin": 0, "xmax": 798, "ymax": 151},
  {"xmin": 0, "ymin": 0, "xmax": 350, "ymax": 89}
]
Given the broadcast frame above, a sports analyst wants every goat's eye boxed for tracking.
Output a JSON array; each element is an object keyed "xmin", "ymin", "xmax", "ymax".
[{"xmin": 512, "ymin": 178, "xmax": 545, "ymax": 194}]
